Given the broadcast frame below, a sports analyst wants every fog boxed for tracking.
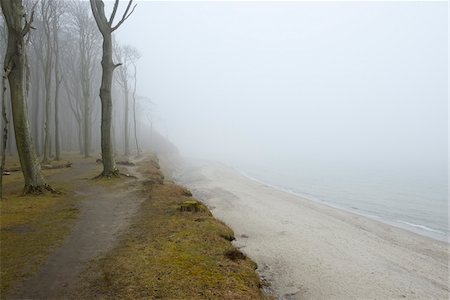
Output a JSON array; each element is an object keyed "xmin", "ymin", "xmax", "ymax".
[{"xmin": 113, "ymin": 1, "xmax": 447, "ymax": 175}]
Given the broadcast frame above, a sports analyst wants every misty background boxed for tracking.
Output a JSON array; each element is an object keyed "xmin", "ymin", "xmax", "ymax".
[
  {"xmin": 112, "ymin": 2, "xmax": 447, "ymax": 236},
  {"xmin": 116, "ymin": 2, "xmax": 447, "ymax": 170}
]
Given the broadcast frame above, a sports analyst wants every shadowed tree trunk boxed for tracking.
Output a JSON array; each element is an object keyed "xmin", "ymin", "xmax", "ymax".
[
  {"xmin": 1, "ymin": 0, "xmax": 49, "ymax": 193},
  {"xmin": 123, "ymin": 83, "xmax": 129, "ymax": 156},
  {"xmin": 32, "ymin": 65, "xmax": 41, "ymax": 154},
  {"xmin": 115, "ymin": 44, "xmax": 140, "ymax": 157},
  {"xmin": 90, "ymin": 0, "xmax": 136, "ymax": 177},
  {"xmin": 41, "ymin": 0, "xmax": 53, "ymax": 163},
  {"xmin": 69, "ymin": 1, "xmax": 101, "ymax": 159},
  {"xmin": 132, "ymin": 64, "xmax": 140, "ymax": 156},
  {"xmin": 52, "ymin": 3, "xmax": 61, "ymax": 161}
]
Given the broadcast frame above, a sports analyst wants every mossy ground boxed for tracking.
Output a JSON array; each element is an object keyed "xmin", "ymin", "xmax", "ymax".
[
  {"xmin": 74, "ymin": 158, "xmax": 266, "ymax": 299},
  {"xmin": 0, "ymin": 154, "xmax": 84, "ymax": 295},
  {"xmin": 1, "ymin": 154, "xmax": 266, "ymax": 299}
]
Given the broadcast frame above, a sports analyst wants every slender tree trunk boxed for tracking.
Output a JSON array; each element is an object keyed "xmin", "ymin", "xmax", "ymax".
[
  {"xmin": 1, "ymin": 0, "xmax": 48, "ymax": 193},
  {"xmin": 81, "ymin": 49, "xmax": 91, "ymax": 158},
  {"xmin": 124, "ymin": 83, "xmax": 129, "ymax": 156},
  {"xmin": 53, "ymin": 38, "xmax": 61, "ymax": 160},
  {"xmin": 1, "ymin": 58, "xmax": 9, "ymax": 198},
  {"xmin": 42, "ymin": 48, "xmax": 52, "ymax": 163},
  {"xmin": 5, "ymin": 88, "xmax": 12, "ymax": 154},
  {"xmin": 42, "ymin": 2, "xmax": 53, "ymax": 163},
  {"xmin": 82, "ymin": 81, "xmax": 91, "ymax": 157},
  {"xmin": 78, "ymin": 121, "xmax": 83, "ymax": 154},
  {"xmin": 132, "ymin": 65, "xmax": 140, "ymax": 156},
  {"xmin": 54, "ymin": 80, "xmax": 60, "ymax": 160},
  {"xmin": 32, "ymin": 67, "xmax": 40, "ymax": 155}
]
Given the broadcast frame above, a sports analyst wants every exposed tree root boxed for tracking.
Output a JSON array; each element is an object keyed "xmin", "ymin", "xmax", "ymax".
[
  {"xmin": 94, "ymin": 169, "xmax": 121, "ymax": 180},
  {"xmin": 23, "ymin": 184, "xmax": 59, "ymax": 195}
]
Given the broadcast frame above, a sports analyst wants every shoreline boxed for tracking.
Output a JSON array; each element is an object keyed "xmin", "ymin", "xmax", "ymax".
[
  {"xmin": 234, "ymin": 167, "xmax": 448, "ymax": 243},
  {"xmin": 164, "ymin": 156, "xmax": 449, "ymax": 299}
]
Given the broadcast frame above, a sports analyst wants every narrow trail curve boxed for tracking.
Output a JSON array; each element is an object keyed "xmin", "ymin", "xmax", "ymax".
[{"xmin": 10, "ymin": 159, "xmax": 147, "ymax": 299}]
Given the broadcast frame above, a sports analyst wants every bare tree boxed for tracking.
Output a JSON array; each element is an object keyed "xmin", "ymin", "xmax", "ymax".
[
  {"xmin": 1, "ymin": 0, "xmax": 49, "ymax": 193},
  {"xmin": 132, "ymin": 62, "xmax": 140, "ymax": 156},
  {"xmin": 69, "ymin": 1, "xmax": 100, "ymax": 158},
  {"xmin": 51, "ymin": 0, "xmax": 63, "ymax": 160},
  {"xmin": 40, "ymin": 0, "xmax": 54, "ymax": 163},
  {"xmin": 0, "ymin": 14, "xmax": 8, "ymax": 197},
  {"xmin": 114, "ymin": 43, "xmax": 140, "ymax": 157},
  {"xmin": 90, "ymin": 0, "xmax": 136, "ymax": 176}
]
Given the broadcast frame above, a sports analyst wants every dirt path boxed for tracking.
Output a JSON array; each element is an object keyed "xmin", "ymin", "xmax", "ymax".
[{"xmin": 10, "ymin": 159, "xmax": 146, "ymax": 299}]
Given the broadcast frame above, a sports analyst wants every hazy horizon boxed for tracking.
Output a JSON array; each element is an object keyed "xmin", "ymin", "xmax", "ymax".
[{"xmin": 113, "ymin": 1, "xmax": 447, "ymax": 176}]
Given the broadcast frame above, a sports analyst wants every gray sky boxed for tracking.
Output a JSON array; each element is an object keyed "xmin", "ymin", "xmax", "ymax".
[{"xmin": 112, "ymin": 1, "xmax": 448, "ymax": 172}]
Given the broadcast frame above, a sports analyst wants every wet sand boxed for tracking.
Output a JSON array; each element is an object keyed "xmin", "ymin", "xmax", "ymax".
[{"xmin": 164, "ymin": 157, "xmax": 449, "ymax": 299}]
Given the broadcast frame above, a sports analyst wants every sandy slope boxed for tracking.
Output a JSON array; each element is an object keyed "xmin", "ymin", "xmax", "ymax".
[{"xmin": 164, "ymin": 157, "xmax": 449, "ymax": 300}]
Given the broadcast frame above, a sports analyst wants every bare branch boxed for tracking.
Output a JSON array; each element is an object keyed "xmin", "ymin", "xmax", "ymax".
[
  {"xmin": 108, "ymin": 0, "xmax": 120, "ymax": 26},
  {"xmin": 22, "ymin": 2, "xmax": 38, "ymax": 37},
  {"xmin": 111, "ymin": 1, "xmax": 136, "ymax": 32}
]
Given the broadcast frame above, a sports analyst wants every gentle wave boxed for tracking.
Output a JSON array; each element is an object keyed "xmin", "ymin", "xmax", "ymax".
[
  {"xmin": 234, "ymin": 166, "xmax": 448, "ymax": 241},
  {"xmin": 397, "ymin": 221, "xmax": 445, "ymax": 234}
]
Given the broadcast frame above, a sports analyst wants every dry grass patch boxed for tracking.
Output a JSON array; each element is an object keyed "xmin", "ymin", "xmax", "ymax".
[
  {"xmin": 74, "ymin": 158, "xmax": 266, "ymax": 299},
  {"xmin": 0, "ymin": 190, "xmax": 79, "ymax": 294}
]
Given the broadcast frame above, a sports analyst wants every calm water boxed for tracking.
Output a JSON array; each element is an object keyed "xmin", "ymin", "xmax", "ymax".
[{"xmin": 235, "ymin": 161, "xmax": 448, "ymax": 241}]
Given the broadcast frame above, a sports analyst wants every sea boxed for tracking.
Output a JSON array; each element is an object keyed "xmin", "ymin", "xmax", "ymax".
[{"xmin": 233, "ymin": 160, "xmax": 448, "ymax": 242}]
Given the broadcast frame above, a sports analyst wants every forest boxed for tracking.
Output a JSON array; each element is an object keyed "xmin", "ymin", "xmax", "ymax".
[
  {"xmin": 0, "ymin": 1, "xmax": 266, "ymax": 298},
  {"xmin": 1, "ymin": 0, "xmax": 146, "ymax": 194}
]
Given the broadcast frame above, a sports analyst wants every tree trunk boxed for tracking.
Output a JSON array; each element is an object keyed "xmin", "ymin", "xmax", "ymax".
[
  {"xmin": 90, "ymin": 0, "xmax": 135, "ymax": 176},
  {"xmin": 124, "ymin": 83, "xmax": 129, "ymax": 156},
  {"xmin": 54, "ymin": 79, "xmax": 60, "ymax": 160},
  {"xmin": 81, "ymin": 43, "xmax": 91, "ymax": 158},
  {"xmin": 132, "ymin": 64, "xmax": 140, "ymax": 156},
  {"xmin": 1, "ymin": 0, "xmax": 48, "ymax": 193},
  {"xmin": 1, "ymin": 54, "xmax": 9, "ymax": 198},
  {"xmin": 99, "ymin": 34, "xmax": 116, "ymax": 175},
  {"xmin": 82, "ymin": 74, "xmax": 91, "ymax": 158},
  {"xmin": 53, "ymin": 24, "xmax": 61, "ymax": 160},
  {"xmin": 78, "ymin": 121, "xmax": 83, "ymax": 154},
  {"xmin": 83, "ymin": 99, "xmax": 90, "ymax": 157},
  {"xmin": 32, "ymin": 66, "xmax": 40, "ymax": 155},
  {"xmin": 42, "ymin": 45, "xmax": 52, "ymax": 163}
]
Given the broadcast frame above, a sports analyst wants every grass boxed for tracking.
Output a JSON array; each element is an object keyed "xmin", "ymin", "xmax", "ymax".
[
  {"xmin": 0, "ymin": 153, "xmax": 266, "ymax": 299},
  {"xmin": 74, "ymin": 158, "xmax": 266, "ymax": 299},
  {"xmin": 0, "ymin": 190, "xmax": 79, "ymax": 295},
  {"xmin": 0, "ymin": 153, "xmax": 88, "ymax": 296}
]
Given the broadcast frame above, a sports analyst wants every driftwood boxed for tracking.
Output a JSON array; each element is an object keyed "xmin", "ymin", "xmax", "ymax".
[
  {"xmin": 42, "ymin": 162, "xmax": 73, "ymax": 169},
  {"xmin": 4, "ymin": 162, "xmax": 72, "ymax": 173},
  {"xmin": 95, "ymin": 159, "xmax": 135, "ymax": 167},
  {"xmin": 117, "ymin": 160, "xmax": 135, "ymax": 166}
]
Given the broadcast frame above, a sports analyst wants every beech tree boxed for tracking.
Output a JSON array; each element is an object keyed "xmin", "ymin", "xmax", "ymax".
[
  {"xmin": 90, "ymin": 0, "xmax": 136, "ymax": 176},
  {"xmin": 69, "ymin": 1, "xmax": 100, "ymax": 158},
  {"xmin": 132, "ymin": 62, "xmax": 140, "ymax": 156},
  {"xmin": 51, "ymin": 1, "xmax": 64, "ymax": 161},
  {"xmin": 114, "ymin": 44, "xmax": 140, "ymax": 157},
  {"xmin": 1, "ymin": 0, "xmax": 49, "ymax": 193},
  {"xmin": 40, "ymin": 0, "xmax": 54, "ymax": 163}
]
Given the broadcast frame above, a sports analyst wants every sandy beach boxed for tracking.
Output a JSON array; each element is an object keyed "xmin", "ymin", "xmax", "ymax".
[{"xmin": 163, "ymin": 157, "xmax": 449, "ymax": 300}]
